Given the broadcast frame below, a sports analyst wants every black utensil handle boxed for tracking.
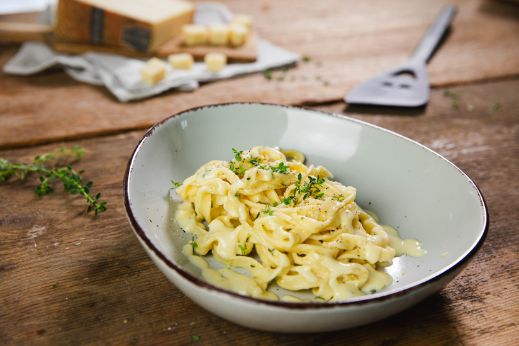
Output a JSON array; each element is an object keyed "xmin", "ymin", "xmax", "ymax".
[{"xmin": 412, "ymin": 5, "xmax": 457, "ymax": 63}]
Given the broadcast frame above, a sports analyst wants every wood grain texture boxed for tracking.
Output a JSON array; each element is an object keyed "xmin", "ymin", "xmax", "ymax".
[
  {"xmin": 1, "ymin": 80, "xmax": 517, "ymax": 345},
  {"xmin": 1, "ymin": 0, "xmax": 519, "ymax": 149},
  {"xmin": 156, "ymin": 34, "xmax": 258, "ymax": 62}
]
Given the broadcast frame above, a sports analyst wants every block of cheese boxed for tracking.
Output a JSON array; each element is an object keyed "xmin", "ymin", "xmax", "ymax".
[
  {"xmin": 228, "ymin": 24, "xmax": 248, "ymax": 47},
  {"xmin": 231, "ymin": 14, "xmax": 253, "ymax": 32},
  {"xmin": 141, "ymin": 58, "xmax": 167, "ymax": 84},
  {"xmin": 208, "ymin": 25, "xmax": 229, "ymax": 46},
  {"xmin": 168, "ymin": 53, "xmax": 194, "ymax": 70},
  {"xmin": 182, "ymin": 25, "xmax": 208, "ymax": 46},
  {"xmin": 205, "ymin": 53, "xmax": 227, "ymax": 72},
  {"xmin": 55, "ymin": 0, "xmax": 195, "ymax": 52}
]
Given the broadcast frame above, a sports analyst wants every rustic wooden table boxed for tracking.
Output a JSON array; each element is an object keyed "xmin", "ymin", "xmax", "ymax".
[{"xmin": 1, "ymin": 0, "xmax": 518, "ymax": 345}]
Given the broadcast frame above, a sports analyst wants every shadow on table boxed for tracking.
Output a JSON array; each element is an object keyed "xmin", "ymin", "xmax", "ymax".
[
  {"xmin": 54, "ymin": 240, "xmax": 463, "ymax": 344},
  {"xmin": 268, "ymin": 294, "xmax": 463, "ymax": 345},
  {"xmin": 479, "ymin": 0, "xmax": 519, "ymax": 21},
  {"xmin": 343, "ymin": 103, "xmax": 427, "ymax": 117}
]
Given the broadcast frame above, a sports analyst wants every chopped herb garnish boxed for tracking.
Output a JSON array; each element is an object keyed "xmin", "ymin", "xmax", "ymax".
[
  {"xmin": 190, "ymin": 235, "xmax": 198, "ymax": 252},
  {"xmin": 302, "ymin": 55, "xmax": 311, "ymax": 63},
  {"xmin": 490, "ymin": 102, "xmax": 502, "ymax": 114},
  {"xmin": 300, "ymin": 175, "xmax": 325, "ymax": 200},
  {"xmin": 370, "ymin": 289, "xmax": 377, "ymax": 294},
  {"xmin": 332, "ymin": 194, "xmax": 345, "ymax": 202},
  {"xmin": 443, "ymin": 89, "xmax": 461, "ymax": 99},
  {"xmin": 443, "ymin": 89, "xmax": 462, "ymax": 110},
  {"xmin": 282, "ymin": 196, "xmax": 295, "ymax": 205},
  {"xmin": 191, "ymin": 335, "xmax": 200, "ymax": 342},
  {"xmin": 273, "ymin": 202, "xmax": 279, "ymax": 207},
  {"xmin": 52, "ymin": 283, "xmax": 59, "ymax": 289},
  {"xmin": 314, "ymin": 296, "xmax": 325, "ymax": 300},
  {"xmin": 250, "ymin": 264, "xmax": 256, "ymax": 268},
  {"xmin": 229, "ymin": 161, "xmax": 247, "ymax": 177},
  {"xmin": 238, "ymin": 244, "xmax": 247, "ymax": 255},
  {"xmin": 249, "ymin": 157, "xmax": 260, "ymax": 166},
  {"xmin": 315, "ymin": 192, "xmax": 324, "ymax": 199},
  {"xmin": 268, "ymin": 248, "xmax": 275, "ymax": 255},
  {"xmin": 232, "ymin": 148, "xmax": 243, "ymax": 161},
  {"xmin": 171, "ymin": 180, "xmax": 182, "ymax": 188},
  {"xmin": 452, "ymin": 102, "xmax": 460, "ymax": 111},
  {"xmin": 263, "ymin": 205, "xmax": 274, "ymax": 216},
  {"xmin": 270, "ymin": 162, "xmax": 289, "ymax": 174},
  {"xmin": 246, "ymin": 177, "xmax": 251, "ymax": 181},
  {"xmin": 294, "ymin": 173, "xmax": 302, "ymax": 192},
  {"xmin": 263, "ymin": 69, "xmax": 272, "ymax": 80}
]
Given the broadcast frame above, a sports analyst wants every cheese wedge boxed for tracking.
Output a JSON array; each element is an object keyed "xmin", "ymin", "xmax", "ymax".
[
  {"xmin": 55, "ymin": 0, "xmax": 195, "ymax": 52},
  {"xmin": 205, "ymin": 53, "xmax": 227, "ymax": 72},
  {"xmin": 141, "ymin": 58, "xmax": 167, "ymax": 85}
]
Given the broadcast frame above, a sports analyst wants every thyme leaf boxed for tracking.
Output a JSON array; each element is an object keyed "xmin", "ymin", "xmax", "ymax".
[
  {"xmin": 190, "ymin": 235, "xmax": 199, "ymax": 253},
  {"xmin": 270, "ymin": 162, "xmax": 289, "ymax": 174},
  {"xmin": 171, "ymin": 180, "xmax": 182, "ymax": 188}
]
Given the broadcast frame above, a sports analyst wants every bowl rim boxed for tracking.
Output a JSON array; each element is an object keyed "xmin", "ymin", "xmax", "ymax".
[{"xmin": 123, "ymin": 102, "xmax": 488, "ymax": 310}]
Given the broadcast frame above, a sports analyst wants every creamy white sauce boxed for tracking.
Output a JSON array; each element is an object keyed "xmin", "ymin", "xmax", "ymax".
[
  {"xmin": 384, "ymin": 225, "xmax": 427, "ymax": 257},
  {"xmin": 183, "ymin": 244, "xmax": 277, "ymax": 300},
  {"xmin": 281, "ymin": 295, "xmax": 303, "ymax": 302}
]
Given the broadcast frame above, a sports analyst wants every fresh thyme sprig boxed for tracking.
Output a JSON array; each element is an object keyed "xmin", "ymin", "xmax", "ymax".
[
  {"xmin": 282, "ymin": 173, "xmax": 326, "ymax": 205},
  {"xmin": 228, "ymin": 148, "xmax": 291, "ymax": 178},
  {"xmin": 0, "ymin": 145, "xmax": 107, "ymax": 215}
]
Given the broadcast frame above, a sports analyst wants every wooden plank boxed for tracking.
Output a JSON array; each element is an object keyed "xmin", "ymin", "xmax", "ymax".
[
  {"xmin": 156, "ymin": 33, "xmax": 258, "ymax": 62},
  {"xmin": 0, "ymin": 79, "xmax": 518, "ymax": 345},
  {"xmin": 1, "ymin": 0, "xmax": 519, "ymax": 149}
]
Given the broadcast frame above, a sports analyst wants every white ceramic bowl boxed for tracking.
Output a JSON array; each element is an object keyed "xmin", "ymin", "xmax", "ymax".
[{"xmin": 124, "ymin": 103, "xmax": 487, "ymax": 333}]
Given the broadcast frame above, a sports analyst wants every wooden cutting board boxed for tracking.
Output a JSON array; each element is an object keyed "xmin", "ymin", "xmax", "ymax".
[
  {"xmin": 0, "ymin": 22, "xmax": 258, "ymax": 62},
  {"xmin": 156, "ymin": 33, "xmax": 258, "ymax": 62}
]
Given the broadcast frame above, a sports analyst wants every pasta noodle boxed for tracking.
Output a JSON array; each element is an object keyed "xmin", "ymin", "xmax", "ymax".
[{"xmin": 173, "ymin": 146, "xmax": 425, "ymax": 302}]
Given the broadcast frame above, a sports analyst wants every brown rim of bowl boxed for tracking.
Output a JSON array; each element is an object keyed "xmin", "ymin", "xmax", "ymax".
[{"xmin": 123, "ymin": 102, "xmax": 489, "ymax": 309}]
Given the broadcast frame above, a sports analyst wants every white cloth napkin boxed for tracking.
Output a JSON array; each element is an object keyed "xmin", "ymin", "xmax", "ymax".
[{"xmin": 3, "ymin": 3, "xmax": 300, "ymax": 102}]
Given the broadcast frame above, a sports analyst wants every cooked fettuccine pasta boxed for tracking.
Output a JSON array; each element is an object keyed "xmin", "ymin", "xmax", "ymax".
[{"xmin": 173, "ymin": 146, "xmax": 424, "ymax": 301}]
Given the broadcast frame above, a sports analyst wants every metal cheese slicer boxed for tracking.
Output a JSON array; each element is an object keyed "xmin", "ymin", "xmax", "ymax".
[{"xmin": 345, "ymin": 5, "xmax": 456, "ymax": 107}]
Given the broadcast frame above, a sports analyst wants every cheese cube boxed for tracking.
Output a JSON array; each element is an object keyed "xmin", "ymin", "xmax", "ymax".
[
  {"xmin": 229, "ymin": 24, "xmax": 248, "ymax": 47},
  {"xmin": 182, "ymin": 24, "xmax": 208, "ymax": 46},
  {"xmin": 141, "ymin": 58, "xmax": 167, "ymax": 85},
  {"xmin": 208, "ymin": 25, "xmax": 229, "ymax": 46},
  {"xmin": 168, "ymin": 53, "xmax": 194, "ymax": 70},
  {"xmin": 232, "ymin": 14, "xmax": 253, "ymax": 32},
  {"xmin": 205, "ymin": 53, "xmax": 227, "ymax": 72}
]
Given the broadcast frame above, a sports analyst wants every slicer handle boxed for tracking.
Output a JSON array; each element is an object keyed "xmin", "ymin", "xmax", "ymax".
[
  {"xmin": 0, "ymin": 22, "xmax": 52, "ymax": 43},
  {"xmin": 411, "ymin": 5, "xmax": 457, "ymax": 63}
]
